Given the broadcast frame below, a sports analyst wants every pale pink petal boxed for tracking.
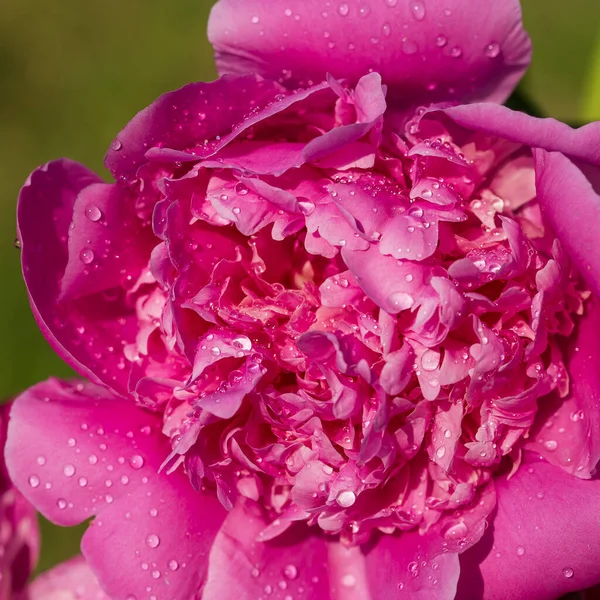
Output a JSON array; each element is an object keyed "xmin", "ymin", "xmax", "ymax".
[
  {"xmin": 457, "ymin": 456, "xmax": 600, "ymax": 600},
  {"xmin": 209, "ymin": 0, "xmax": 531, "ymax": 106},
  {"xmin": 6, "ymin": 379, "xmax": 227, "ymax": 600},
  {"xmin": 27, "ymin": 556, "xmax": 108, "ymax": 600}
]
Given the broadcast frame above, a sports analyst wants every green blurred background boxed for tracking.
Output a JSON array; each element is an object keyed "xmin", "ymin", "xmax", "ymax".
[{"xmin": 1, "ymin": 0, "xmax": 599, "ymax": 575}]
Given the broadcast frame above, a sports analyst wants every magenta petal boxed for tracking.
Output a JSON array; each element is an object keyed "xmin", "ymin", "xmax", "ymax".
[
  {"xmin": 526, "ymin": 297, "xmax": 600, "ymax": 478},
  {"xmin": 437, "ymin": 104, "xmax": 600, "ymax": 167},
  {"xmin": 534, "ymin": 150, "xmax": 600, "ymax": 297},
  {"xmin": 105, "ymin": 75, "xmax": 327, "ymax": 182},
  {"xmin": 208, "ymin": 0, "xmax": 530, "ymax": 106},
  {"xmin": 27, "ymin": 556, "xmax": 108, "ymax": 600},
  {"xmin": 7, "ymin": 379, "xmax": 227, "ymax": 600},
  {"xmin": 18, "ymin": 160, "xmax": 138, "ymax": 396},
  {"xmin": 61, "ymin": 182, "xmax": 155, "ymax": 301},
  {"xmin": 457, "ymin": 455, "xmax": 600, "ymax": 600},
  {"xmin": 203, "ymin": 501, "xmax": 458, "ymax": 599}
]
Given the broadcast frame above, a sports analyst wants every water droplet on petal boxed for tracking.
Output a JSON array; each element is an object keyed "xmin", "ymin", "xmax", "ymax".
[
  {"xmin": 436, "ymin": 446, "xmax": 446, "ymax": 459},
  {"xmin": 516, "ymin": 546, "xmax": 525, "ymax": 556},
  {"xmin": 146, "ymin": 534, "xmax": 160, "ymax": 549},
  {"xmin": 28, "ymin": 475, "xmax": 40, "ymax": 488},
  {"xmin": 283, "ymin": 565, "xmax": 298, "ymax": 580},
  {"xmin": 80, "ymin": 248, "xmax": 95, "ymax": 265},
  {"xmin": 336, "ymin": 490, "xmax": 356, "ymax": 508},
  {"xmin": 130, "ymin": 455, "xmax": 145, "ymax": 469},
  {"xmin": 544, "ymin": 440, "xmax": 558, "ymax": 452},
  {"xmin": 338, "ymin": 2, "xmax": 350, "ymax": 16},
  {"xmin": 421, "ymin": 349, "xmax": 440, "ymax": 371},
  {"xmin": 410, "ymin": 0, "xmax": 426, "ymax": 20},
  {"xmin": 37, "ymin": 456, "xmax": 46, "ymax": 466},
  {"xmin": 485, "ymin": 42, "xmax": 500, "ymax": 58},
  {"xmin": 341, "ymin": 574, "xmax": 356, "ymax": 588},
  {"xmin": 111, "ymin": 139, "xmax": 123, "ymax": 151},
  {"xmin": 63, "ymin": 464, "xmax": 76, "ymax": 477},
  {"xmin": 85, "ymin": 205, "xmax": 102, "ymax": 222},
  {"xmin": 563, "ymin": 567, "xmax": 574, "ymax": 579},
  {"xmin": 388, "ymin": 292, "xmax": 415, "ymax": 311},
  {"xmin": 436, "ymin": 35, "xmax": 448, "ymax": 47},
  {"xmin": 57, "ymin": 498, "xmax": 67, "ymax": 510},
  {"xmin": 444, "ymin": 522, "xmax": 468, "ymax": 541}
]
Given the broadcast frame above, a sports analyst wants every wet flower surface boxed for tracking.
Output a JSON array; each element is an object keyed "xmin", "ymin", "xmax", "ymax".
[{"xmin": 7, "ymin": 1, "xmax": 600, "ymax": 599}]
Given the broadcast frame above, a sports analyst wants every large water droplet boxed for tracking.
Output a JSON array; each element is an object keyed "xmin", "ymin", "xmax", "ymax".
[
  {"xmin": 436, "ymin": 446, "xmax": 446, "ymax": 459},
  {"xmin": 63, "ymin": 464, "xmax": 76, "ymax": 477},
  {"xmin": 168, "ymin": 560, "xmax": 179, "ymax": 571},
  {"xmin": 28, "ymin": 475, "xmax": 40, "ymax": 488},
  {"xmin": 563, "ymin": 567, "xmax": 574, "ymax": 579},
  {"xmin": 388, "ymin": 292, "xmax": 415, "ymax": 311},
  {"xmin": 80, "ymin": 248, "xmax": 95, "ymax": 265},
  {"xmin": 283, "ymin": 564, "xmax": 298, "ymax": 580},
  {"xmin": 336, "ymin": 490, "xmax": 357, "ymax": 508},
  {"xmin": 444, "ymin": 522, "xmax": 468, "ymax": 541},
  {"xmin": 421, "ymin": 349, "xmax": 440, "ymax": 371},
  {"xmin": 110, "ymin": 139, "xmax": 123, "ymax": 151},
  {"xmin": 85, "ymin": 205, "xmax": 102, "ymax": 222},
  {"xmin": 410, "ymin": 0, "xmax": 426, "ymax": 20},
  {"xmin": 298, "ymin": 199, "xmax": 316, "ymax": 215},
  {"xmin": 146, "ymin": 534, "xmax": 160, "ymax": 549},
  {"xmin": 544, "ymin": 440, "xmax": 558, "ymax": 452},
  {"xmin": 485, "ymin": 42, "xmax": 500, "ymax": 58},
  {"xmin": 516, "ymin": 546, "xmax": 525, "ymax": 556},
  {"xmin": 130, "ymin": 455, "xmax": 145, "ymax": 469},
  {"xmin": 337, "ymin": 2, "xmax": 350, "ymax": 16}
]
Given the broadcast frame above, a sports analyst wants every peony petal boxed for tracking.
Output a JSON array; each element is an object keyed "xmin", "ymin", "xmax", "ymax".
[
  {"xmin": 6, "ymin": 379, "xmax": 227, "ymax": 600},
  {"xmin": 433, "ymin": 103, "xmax": 600, "ymax": 167},
  {"xmin": 526, "ymin": 297, "xmax": 600, "ymax": 478},
  {"xmin": 106, "ymin": 75, "xmax": 329, "ymax": 182},
  {"xmin": 203, "ymin": 501, "xmax": 459, "ymax": 599},
  {"xmin": 534, "ymin": 151, "xmax": 600, "ymax": 298},
  {"xmin": 27, "ymin": 556, "xmax": 108, "ymax": 600},
  {"xmin": 457, "ymin": 455, "xmax": 600, "ymax": 600},
  {"xmin": 60, "ymin": 182, "xmax": 155, "ymax": 301},
  {"xmin": 17, "ymin": 160, "xmax": 139, "ymax": 396},
  {"xmin": 208, "ymin": 0, "xmax": 531, "ymax": 106}
]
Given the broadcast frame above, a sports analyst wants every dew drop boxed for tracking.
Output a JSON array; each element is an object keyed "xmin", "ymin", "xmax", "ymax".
[
  {"xmin": 544, "ymin": 440, "xmax": 558, "ymax": 452},
  {"xmin": 88, "ymin": 454, "xmax": 98, "ymax": 465},
  {"xmin": 337, "ymin": 2, "xmax": 350, "ymax": 16},
  {"xmin": 28, "ymin": 475, "xmax": 40, "ymax": 489},
  {"xmin": 283, "ymin": 564, "xmax": 298, "ymax": 580},
  {"xmin": 435, "ymin": 35, "xmax": 448, "ymax": 47},
  {"xmin": 110, "ymin": 139, "xmax": 123, "ymax": 151},
  {"xmin": 385, "ymin": 0, "xmax": 398, "ymax": 6},
  {"xmin": 336, "ymin": 490, "xmax": 357, "ymax": 508},
  {"xmin": 57, "ymin": 498, "xmax": 67, "ymax": 510},
  {"xmin": 516, "ymin": 546, "xmax": 525, "ymax": 556},
  {"xmin": 388, "ymin": 292, "xmax": 415, "ymax": 311},
  {"xmin": 79, "ymin": 477, "xmax": 88, "ymax": 487},
  {"xmin": 85, "ymin": 205, "xmax": 102, "ymax": 222},
  {"xmin": 485, "ymin": 42, "xmax": 500, "ymax": 58},
  {"xmin": 146, "ymin": 534, "xmax": 160, "ymax": 549},
  {"xmin": 436, "ymin": 446, "xmax": 446, "ymax": 459},
  {"xmin": 444, "ymin": 522, "xmax": 468, "ymax": 541},
  {"xmin": 251, "ymin": 15, "xmax": 260, "ymax": 24},
  {"xmin": 421, "ymin": 349, "xmax": 440, "ymax": 371},
  {"xmin": 130, "ymin": 455, "xmax": 145, "ymax": 469},
  {"xmin": 563, "ymin": 567, "xmax": 574, "ymax": 579},
  {"xmin": 37, "ymin": 456, "xmax": 46, "ymax": 466},
  {"xmin": 80, "ymin": 248, "xmax": 95, "ymax": 265},
  {"xmin": 410, "ymin": 0, "xmax": 426, "ymax": 20},
  {"xmin": 168, "ymin": 560, "xmax": 179, "ymax": 571},
  {"xmin": 63, "ymin": 464, "xmax": 76, "ymax": 477},
  {"xmin": 298, "ymin": 199, "xmax": 316, "ymax": 215},
  {"xmin": 341, "ymin": 574, "xmax": 356, "ymax": 588}
]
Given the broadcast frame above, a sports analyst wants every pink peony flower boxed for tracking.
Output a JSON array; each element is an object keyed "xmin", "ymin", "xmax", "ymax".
[
  {"xmin": 0, "ymin": 403, "xmax": 107, "ymax": 600},
  {"xmin": 7, "ymin": 1, "xmax": 600, "ymax": 598}
]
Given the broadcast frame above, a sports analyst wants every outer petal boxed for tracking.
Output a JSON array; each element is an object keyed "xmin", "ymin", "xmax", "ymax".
[
  {"xmin": 105, "ymin": 75, "xmax": 327, "ymax": 182},
  {"xmin": 27, "ymin": 556, "xmax": 108, "ymax": 600},
  {"xmin": 457, "ymin": 456, "xmax": 600, "ymax": 600},
  {"xmin": 433, "ymin": 103, "xmax": 600, "ymax": 167},
  {"xmin": 208, "ymin": 0, "xmax": 531, "ymax": 106},
  {"xmin": 203, "ymin": 501, "xmax": 459, "ymax": 599},
  {"xmin": 526, "ymin": 297, "xmax": 600, "ymax": 477},
  {"xmin": 6, "ymin": 379, "xmax": 227, "ymax": 600},
  {"xmin": 17, "ymin": 160, "xmax": 139, "ymax": 396},
  {"xmin": 534, "ymin": 151, "xmax": 600, "ymax": 297}
]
